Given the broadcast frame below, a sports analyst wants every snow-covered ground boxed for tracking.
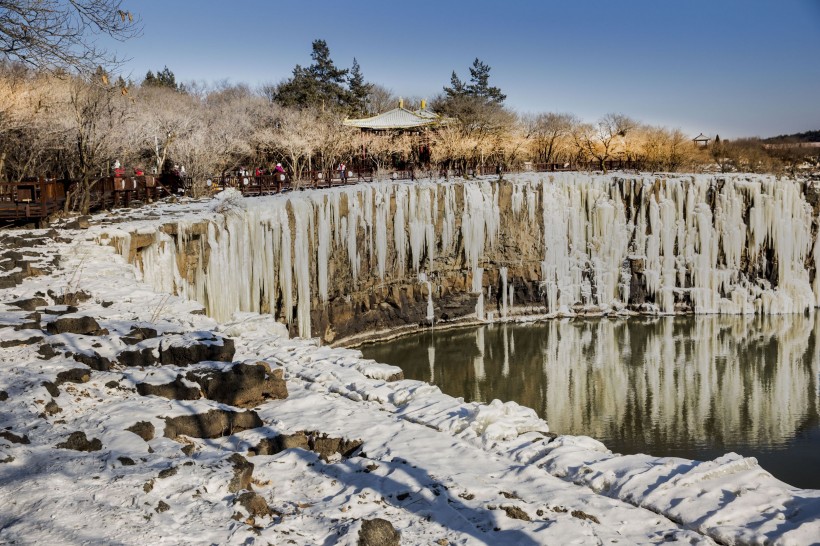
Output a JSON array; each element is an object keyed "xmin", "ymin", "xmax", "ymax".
[{"xmin": 1, "ymin": 185, "xmax": 819, "ymax": 545}]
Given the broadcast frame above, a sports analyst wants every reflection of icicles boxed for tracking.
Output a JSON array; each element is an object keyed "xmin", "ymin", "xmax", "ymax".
[
  {"xmin": 474, "ymin": 268, "xmax": 484, "ymax": 320},
  {"xmin": 428, "ymin": 344, "xmax": 436, "ymax": 383},
  {"xmin": 500, "ymin": 267, "xmax": 508, "ymax": 319},
  {"xmin": 502, "ymin": 324, "xmax": 510, "ymax": 377},
  {"xmin": 474, "ymin": 327, "xmax": 486, "ymax": 381}
]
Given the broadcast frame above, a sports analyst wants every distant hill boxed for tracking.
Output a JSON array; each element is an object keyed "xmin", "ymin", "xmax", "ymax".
[{"xmin": 764, "ymin": 130, "xmax": 820, "ymax": 144}]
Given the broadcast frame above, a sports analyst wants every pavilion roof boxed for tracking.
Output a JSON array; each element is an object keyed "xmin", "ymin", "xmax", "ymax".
[
  {"xmin": 693, "ymin": 133, "xmax": 710, "ymax": 141},
  {"xmin": 344, "ymin": 107, "xmax": 444, "ymax": 130}
]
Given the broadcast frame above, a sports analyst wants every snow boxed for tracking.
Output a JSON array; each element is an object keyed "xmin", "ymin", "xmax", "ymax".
[{"xmin": 1, "ymin": 174, "xmax": 819, "ymax": 544}]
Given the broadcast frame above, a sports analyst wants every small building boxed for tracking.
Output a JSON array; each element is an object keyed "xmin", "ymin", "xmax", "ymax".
[
  {"xmin": 343, "ymin": 100, "xmax": 448, "ymax": 132},
  {"xmin": 693, "ymin": 133, "xmax": 711, "ymax": 147}
]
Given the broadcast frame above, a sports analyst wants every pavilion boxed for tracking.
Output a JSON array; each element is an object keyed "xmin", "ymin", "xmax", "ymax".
[{"xmin": 343, "ymin": 100, "xmax": 448, "ymax": 131}]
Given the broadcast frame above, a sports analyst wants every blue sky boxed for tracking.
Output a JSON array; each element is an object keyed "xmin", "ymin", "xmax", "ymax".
[{"xmin": 109, "ymin": 0, "xmax": 820, "ymax": 139}]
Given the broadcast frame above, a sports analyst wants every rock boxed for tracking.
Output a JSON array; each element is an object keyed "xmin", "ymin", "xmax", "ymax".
[
  {"xmin": 251, "ymin": 432, "xmax": 309, "ymax": 455},
  {"xmin": 49, "ymin": 290, "xmax": 92, "ymax": 306},
  {"xmin": 42, "ymin": 381, "xmax": 60, "ymax": 397},
  {"xmin": 136, "ymin": 375, "xmax": 201, "ymax": 401},
  {"xmin": 155, "ymin": 500, "xmax": 170, "ymax": 513},
  {"xmin": 46, "ymin": 315, "xmax": 102, "ymax": 335},
  {"xmin": 186, "ymin": 362, "xmax": 287, "ymax": 408},
  {"xmin": 122, "ymin": 326, "xmax": 158, "ymax": 346},
  {"xmin": 43, "ymin": 305, "xmax": 78, "ymax": 316},
  {"xmin": 571, "ymin": 510, "xmax": 600, "ymax": 524},
  {"xmin": 55, "ymin": 368, "xmax": 91, "ymax": 385},
  {"xmin": 44, "ymin": 399, "xmax": 61, "ymax": 415},
  {"xmin": 37, "ymin": 344, "xmax": 58, "ymax": 360},
  {"xmin": 235, "ymin": 491, "xmax": 270, "ymax": 518},
  {"xmin": 56, "ymin": 431, "xmax": 102, "ymax": 452},
  {"xmin": 163, "ymin": 409, "xmax": 262, "ymax": 440},
  {"xmin": 126, "ymin": 421, "xmax": 155, "ymax": 441},
  {"xmin": 0, "ymin": 390, "xmax": 8, "ymax": 401},
  {"xmin": 157, "ymin": 466, "xmax": 178, "ymax": 479},
  {"xmin": 117, "ymin": 347, "xmax": 158, "ymax": 367},
  {"xmin": 69, "ymin": 351, "xmax": 112, "ymax": 371},
  {"xmin": 502, "ymin": 505, "xmax": 530, "ymax": 521},
  {"xmin": 358, "ymin": 518, "xmax": 400, "ymax": 546},
  {"xmin": 159, "ymin": 336, "xmax": 235, "ymax": 366},
  {"xmin": 7, "ymin": 297, "xmax": 48, "ymax": 311},
  {"xmin": 64, "ymin": 216, "xmax": 91, "ymax": 230},
  {"xmin": 0, "ymin": 430, "xmax": 30, "ymax": 444},
  {"xmin": 227, "ymin": 453, "xmax": 254, "ymax": 493},
  {"xmin": 118, "ymin": 456, "xmax": 136, "ymax": 466},
  {"xmin": 1, "ymin": 333, "xmax": 43, "ymax": 348},
  {"xmin": 250, "ymin": 431, "xmax": 362, "ymax": 461}
]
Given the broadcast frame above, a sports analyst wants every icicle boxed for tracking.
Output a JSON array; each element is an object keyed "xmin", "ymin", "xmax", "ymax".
[{"xmin": 500, "ymin": 267, "xmax": 508, "ymax": 319}]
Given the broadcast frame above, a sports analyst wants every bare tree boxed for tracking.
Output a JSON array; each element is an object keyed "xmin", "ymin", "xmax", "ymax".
[
  {"xmin": 0, "ymin": 0, "xmax": 140, "ymax": 72},
  {"xmin": 573, "ymin": 113, "xmax": 636, "ymax": 172},
  {"xmin": 528, "ymin": 112, "xmax": 577, "ymax": 165}
]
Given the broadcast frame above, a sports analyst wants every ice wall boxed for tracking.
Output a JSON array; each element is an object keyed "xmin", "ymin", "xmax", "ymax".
[{"xmin": 134, "ymin": 173, "xmax": 820, "ymax": 340}]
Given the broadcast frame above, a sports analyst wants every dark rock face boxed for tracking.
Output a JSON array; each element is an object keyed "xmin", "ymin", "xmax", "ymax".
[
  {"xmin": 251, "ymin": 431, "xmax": 362, "ymax": 461},
  {"xmin": 358, "ymin": 518, "xmax": 400, "ymax": 546},
  {"xmin": 46, "ymin": 315, "xmax": 102, "ymax": 335},
  {"xmin": 186, "ymin": 362, "xmax": 287, "ymax": 408},
  {"xmin": 126, "ymin": 421, "xmax": 155, "ymax": 441},
  {"xmin": 227, "ymin": 453, "xmax": 254, "ymax": 493},
  {"xmin": 235, "ymin": 491, "xmax": 270, "ymax": 518},
  {"xmin": 136, "ymin": 375, "xmax": 201, "ymax": 400},
  {"xmin": 56, "ymin": 431, "xmax": 102, "ymax": 451},
  {"xmin": 163, "ymin": 409, "xmax": 262, "ymax": 440}
]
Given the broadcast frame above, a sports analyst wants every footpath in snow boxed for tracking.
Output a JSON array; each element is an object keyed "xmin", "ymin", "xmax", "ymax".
[{"xmin": 0, "ymin": 191, "xmax": 818, "ymax": 545}]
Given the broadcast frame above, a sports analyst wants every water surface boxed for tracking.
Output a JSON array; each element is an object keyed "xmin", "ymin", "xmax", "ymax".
[{"xmin": 360, "ymin": 315, "xmax": 820, "ymax": 489}]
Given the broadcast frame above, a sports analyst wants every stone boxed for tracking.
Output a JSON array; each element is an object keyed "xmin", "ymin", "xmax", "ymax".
[
  {"xmin": 250, "ymin": 431, "xmax": 362, "ymax": 461},
  {"xmin": 136, "ymin": 375, "xmax": 201, "ymax": 400},
  {"xmin": 118, "ymin": 456, "xmax": 136, "ymax": 466},
  {"xmin": 0, "ymin": 390, "xmax": 7, "ymax": 401},
  {"xmin": 55, "ymin": 368, "xmax": 91, "ymax": 385},
  {"xmin": 358, "ymin": 518, "xmax": 400, "ymax": 546},
  {"xmin": 69, "ymin": 351, "xmax": 112, "ymax": 371},
  {"xmin": 0, "ymin": 430, "xmax": 30, "ymax": 444},
  {"xmin": 157, "ymin": 466, "xmax": 178, "ymax": 479},
  {"xmin": 163, "ymin": 409, "xmax": 262, "ymax": 440},
  {"xmin": 44, "ymin": 399, "xmax": 61, "ymax": 415},
  {"xmin": 159, "ymin": 336, "xmax": 235, "ymax": 366},
  {"xmin": 46, "ymin": 315, "xmax": 102, "ymax": 335},
  {"xmin": 126, "ymin": 421, "xmax": 155, "ymax": 441},
  {"xmin": 251, "ymin": 432, "xmax": 309, "ymax": 456},
  {"xmin": 502, "ymin": 505, "xmax": 530, "ymax": 521},
  {"xmin": 56, "ymin": 431, "xmax": 102, "ymax": 451},
  {"xmin": 571, "ymin": 510, "xmax": 600, "ymax": 524},
  {"xmin": 186, "ymin": 362, "xmax": 287, "ymax": 408},
  {"xmin": 155, "ymin": 501, "xmax": 170, "ymax": 513},
  {"xmin": 7, "ymin": 297, "xmax": 48, "ymax": 311},
  {"xmin": 235, "ymin": 491, "xmax": 270, "ymax": 518},
  {"xmin": 42, "ymin": 381, "xmax": 60, "ymax": 397},
  {"xmin": 227, "ymin": 453, "xmax": 254, "ymax": 493},
  {"xmin": 1, "ymin": 334, "xmax": 43, "ymax": 348},
  {"xmin": 37, "ymin": 344, "xmax": 58, "ymax": 360}
]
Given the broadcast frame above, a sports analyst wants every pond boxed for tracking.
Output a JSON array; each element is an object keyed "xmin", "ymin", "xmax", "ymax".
[{"xmin": 360, "ymin": 315, "xmax": 820, "ymax": 489}]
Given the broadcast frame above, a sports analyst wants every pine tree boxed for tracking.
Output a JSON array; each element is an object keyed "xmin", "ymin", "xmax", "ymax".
[
  {"xmin": 142, "ymin": 66, "xmax": 178, "ymax": 90},
  {"xmin": 275, "ymin": 39, "xmax": 351, "ymax": 111},
  {"xmin": 347, "ymin": 58, "xmax": 371, "ymax": 115},
  {"xmin": 443, "ymin": 71, "xmax": 467, "ymax": 99},
  {"xmin": 466, "ymin": 58, "xmax": 505, "ymax": 104}
]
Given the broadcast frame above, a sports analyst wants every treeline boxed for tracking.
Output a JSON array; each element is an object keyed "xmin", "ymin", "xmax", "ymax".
[{"xmin": 1, "ymin": 40, "xmax": 818, "ymax": 210}]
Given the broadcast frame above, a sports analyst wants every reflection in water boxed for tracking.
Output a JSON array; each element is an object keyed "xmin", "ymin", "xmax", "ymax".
[{"xmin": 361, "ymin": 315, "xmax": 820, "ymax": 488}]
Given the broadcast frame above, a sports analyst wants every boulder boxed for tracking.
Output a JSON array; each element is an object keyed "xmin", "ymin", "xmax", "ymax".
[
  {"xmin": 46, "ymin": 315, "xmax": 102, "ymax": 335},
  {"xmin": 126, "ymin": 421, "xmax": 155, "ymax": 441},
  {"xmin": 56, "ymin": 431, "xmax": 102, "ymax": 452},
  {"xmin": 227, "ymin": 453, "xmax": 254, "ymax": 493},
  {"xmin": 358, "ymin": 518, "xmax": 400, "ymax": 546},
  {"xmin": 136, "ymin": 375, "xmax": 201, "ymax": 400},
  {"xmin": 7, "ymin": 297, "xmax": 48, "ymax": 311},
  {"xmin": 163, "ymin": 409, "xmax": 262, "ymax": 440},
  {"xmin": 55, "ymin": 368, "xmax": 91, "ymax": 385},
  {"xmin": 186, "ymin": 362, "xmax": 287, "ymax": 408},
  {"xmin": 235, "ymin": 491, "xmax": 270, "ymax": 518}
]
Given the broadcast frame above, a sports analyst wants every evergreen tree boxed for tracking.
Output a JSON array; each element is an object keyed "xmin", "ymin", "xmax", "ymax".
[
  {"xmin": 275, "ymin": 39, "xmax": 352, "ymax": 111},
  {"xmin": 347, "ymin": 58, "xmax": 371, "ymax": 115},
  {"xmin": 466, "ymin": 58, "xmax": 505, "ymax": 104},
  {"xmin": 143, "ymin": 66, "xmax": 178, "ymax": 90},
  {"xmin": 444, "ymin": 71, "xmax": 467, "ymax": 99}
]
